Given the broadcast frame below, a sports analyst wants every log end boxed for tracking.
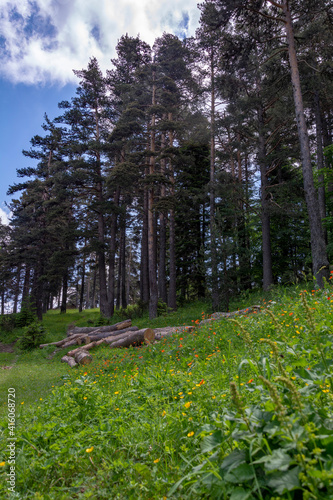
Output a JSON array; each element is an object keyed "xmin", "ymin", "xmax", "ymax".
[
  {"xmin": 74, "ymin": 350, "xmax": 93, "ymax": 365},
  {"xmin": 144, "ymin": 328, "xmax": 155, "ymax": 345}
]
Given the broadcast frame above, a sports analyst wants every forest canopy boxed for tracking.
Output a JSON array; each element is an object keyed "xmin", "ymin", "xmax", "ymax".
[{"xmin": 1, "ymin": 0, "xmax": 332, "ymax": 320}]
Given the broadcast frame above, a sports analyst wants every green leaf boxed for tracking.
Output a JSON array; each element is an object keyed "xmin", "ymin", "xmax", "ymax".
[
  {"xmin": 230, "ymin": 487, "xmax": 253, "ymax": 500},
  {"xmin": 252, "ymin": 449, "xmax": 292, "ymax": 472},
  {"xmin": 221, "ymin": 450, "xmax": 246, "ymax": 472},
  {"xmin": 201, "ymin": 430, "xmax": 224, "ymax": 453},
  {"xmin": 267, "ymin": 466, "xmax": 301, "ymax": 494},
  {"xmin": 225, "ymin": 463, "xmax": 255, "ymax": 484}
]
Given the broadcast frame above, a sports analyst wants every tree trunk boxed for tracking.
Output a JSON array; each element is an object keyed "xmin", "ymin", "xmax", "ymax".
[
  {"xmin": 79, "ymin": 253, "xmax": 86, "ymax": 313},
  {"xmin": 148, "ymin": 67, "xmax": 158, "ymax": 319},
  {"xmin": 258, "ymin": 102, "xmax": 273, "ymax": 291},
  {"xmin": 168, "ymin": 114, "xmax": 177, "ymax": 311},
  {"xmin": 210, "ymin": 49, "xmax": 219, "ymax": 310},
  {"xmin": 21, "ymin": 264, "xmax": 31, "ymax": 308},
  {"xmin": 158, "ymin": 126, "xmax": 168, "ymax": 303},
  {"xmin": 109, "ymin": 186, "xmax": 120, "ymax": 316},
  {"xmin": 282, "ymin": 0, "xmax": 329, "ymax": 287},
  {"xmin": 13, "ymin": 265, "xmax": 22, "ymax": 314},
  {"xmin": 314, "ymin": 90, "xmax": 327, "ymax": 243},
  {"xmin": 140, "ymin": 182, "xmax": 150, "ymax": 304},
  {"xmin": 120, "ymin": 215, "xmax": 127, "ymax": 309},
  {"xmin": 60, "ymin": 269, "xmax": 68, "ymax": 314}
]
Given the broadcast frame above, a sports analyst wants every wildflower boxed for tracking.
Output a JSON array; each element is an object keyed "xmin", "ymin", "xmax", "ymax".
[
  {"xmin": 21, "ymin": 402, "xmax": 24, "ymax": 405},
  {"xmin": 187, "ymin": 431, "xmax": 194, "ymax": 437},
  {"xmin": 86, "ymin": 447, "xmax": 94, "ymax": 453},
  {"xmin": 184, "ymin": 401, "xmax": 192, "ymax": 409},
  {"xmin": 154, "ymin": 458, "xmax": 160, "ymax": 463},
  {"xmin": 83, "ymin": 397, "xmax": 87, "ymax": 400},
  {"xmin": 114, "ymin": 391, "xmax": 119, "ymax": 394},
  {"xmin": 247, "ymin": 379, "xmax": 254, "ymax": 384},
  {"xmin": 0, "ymin": 462, "xmax": 5, "ymax": 467},
  {"xmin": 199, "ymin": 379, "xmax": 205, "ymax": 385}
]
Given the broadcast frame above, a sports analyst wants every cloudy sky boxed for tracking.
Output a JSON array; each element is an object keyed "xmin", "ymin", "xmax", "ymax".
[{"xmin": 0, "ymin": 0, "xmax": 201, "ymax": 224}]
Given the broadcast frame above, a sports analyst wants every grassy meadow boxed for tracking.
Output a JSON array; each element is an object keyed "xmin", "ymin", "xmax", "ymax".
[{"xmin": 1, "ymin": 285, "xmax": 333, "ymax": 499}]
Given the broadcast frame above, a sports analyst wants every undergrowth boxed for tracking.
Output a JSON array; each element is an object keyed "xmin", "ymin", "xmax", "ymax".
[{"xmin": 0, "ymin": 285, "xmax": 333, "ymax": 498}]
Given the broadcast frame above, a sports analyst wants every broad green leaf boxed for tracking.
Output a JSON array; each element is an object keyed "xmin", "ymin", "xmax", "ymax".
[
  {"xmin": 230, "ymin": 487, "xmax": 253, "ymax": 500},
  {"xmin": 225, "ymin": 463, "xmax": 255, "ymax": 483},
  {"xmin": 221, "ymin": 449, "xmax": 246, "ymax": 472},
  {"xmin": 201, "ymin": 430, "xmax": 224, "ymax": 453},
  {"xmin": 252, "ymin": 449, "xmax": 292, "ymax": 472},
  {"xmin": 267, "ymin": 466, "xmax": 301, "ymax": 494}
]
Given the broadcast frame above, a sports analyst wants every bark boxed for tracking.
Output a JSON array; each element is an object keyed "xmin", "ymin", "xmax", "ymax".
[
  {"xmin": 12, "ymin": 265, "xmax": 22, "ymax": 314},
  {"xmin": 79, "ymin": 252, "xmax": 86, "ymax": 313},
  {"xmin": 74, "ymin": 350, "xmax": 93, "ymax": 365},
  {"xmin": 210, "ymin": 49, "xmax": 219, "ymax": 311},
  {"xmin": 168, "ymin": 114, "xmax": 177, "ymax": 311},
  {"xmin": 1, "ymin": 286, "xmax": 4, "ymax": 315},
  {"xmin": 67, "ymin": 342, "xmax": 97, "ymax": 357},
  {"xmin": 60, "ymin": 270, "xmax": 68, "ymax": 314},
  {"xmin": 108, "ymin": 186, "xmax": 120, "ymax": 316},
  {"xmin": 107, "ymin": 328, "xmax": 155, "ymax": 348},
  {"xmin": 314, "ymin": 90, "xmax": 327, "ymax": 243},
  {"xmin": 21, "ymin": 265, "xmax": 31, "ymax": 308},
  {"xmin": 67, "ymin": 319, "xmax": 132, "ymax": 336},
  {"xmin": 88, "ymin": 326, "xmax": 139, "ymax": 342},
  {"xmin": 91, "ymin": 259, "xmax": 97, "ymax": 309},
  {"xmin": 120, "ymin": 219, "xmax": 127, "ymax": 309},
  {"xmin": 282, "ymin": 0, "xmax": 329, "ymax": 287},
  {"xmin": 61, "ymin": 355, "xmax": 78, "ymax": 368},
  {"xmin": 140, "ymin": 176, "xmax": 150, "ymax": 304},
  {"xmin": 258, "ymin": 102, "xmax": 273, "ymax": 291},
  {"xmin": 154, "ymin": 326, "xmax": 194, "ymax": 340},
  {"xmin": 148, "ymin": 67, "xmax": 158, "ymax": 319},
  {"xmin": 158, "ymin": 126, "xmax": 167, "ymax": 303}
]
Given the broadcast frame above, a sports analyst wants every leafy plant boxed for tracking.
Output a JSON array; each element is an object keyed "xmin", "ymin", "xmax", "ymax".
[{"xmin": 17, "ymin": 322, "xmax": 47, "ymax": 351}]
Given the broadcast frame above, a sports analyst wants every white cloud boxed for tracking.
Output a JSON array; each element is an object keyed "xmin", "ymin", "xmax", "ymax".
[
  {"xmin": 0, "ymin": 206, "xmax": 11, "ymax": 226},
  {"xmin": 0, "ymin": 0, "xmax": 200, "ymax": 85}
]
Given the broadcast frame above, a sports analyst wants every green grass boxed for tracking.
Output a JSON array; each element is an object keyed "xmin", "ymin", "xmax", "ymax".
[{"xmin": 1, "ymin": 285, "xmax": 333, "ymax": 498}]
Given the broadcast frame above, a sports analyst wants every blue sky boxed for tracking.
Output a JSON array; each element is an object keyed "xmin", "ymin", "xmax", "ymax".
[{"xmin": 0, "ymin": 0, "xmax": 200, "ymax": 225}]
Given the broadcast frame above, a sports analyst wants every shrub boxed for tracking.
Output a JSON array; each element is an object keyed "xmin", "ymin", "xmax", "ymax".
[
  {"xmin": 16, "ymin": 299, "xmax": 37, "ymax": 327},
  {"xmin": 0, "ymin": 314, "xmax": 17, "ymax": 334},
  {"xmin": 17, "ymin": 322, "xmax": 47, "ymax": 351}
]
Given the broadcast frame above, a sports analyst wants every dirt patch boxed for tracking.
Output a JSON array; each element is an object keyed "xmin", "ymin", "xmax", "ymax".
[{"xmin": 0, "ymin": 341, "xmax": 17, "ymax": 353}]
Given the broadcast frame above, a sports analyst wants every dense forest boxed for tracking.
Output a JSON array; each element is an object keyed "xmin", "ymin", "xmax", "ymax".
[{"xmin": 0, "ymin": 0, "xmax": 332, "ymax": 320}]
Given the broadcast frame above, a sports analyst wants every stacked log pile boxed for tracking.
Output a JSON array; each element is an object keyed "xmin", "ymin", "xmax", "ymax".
[{"xmin": 39, "ymin": 320, "xmax": 194, "ymax": 368}]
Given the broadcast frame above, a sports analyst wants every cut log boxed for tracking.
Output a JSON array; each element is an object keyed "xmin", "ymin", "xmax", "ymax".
[
  {"xmin": 199, "ymin": 306, "xmax": 261, "ymax": 324},
  {"xmin": 61, "ymin": 355, "xmax": 78, "ymax": 368},
  {"xmin": 154, "ymin": 326, "xmax": 194, "ymax": 340},
  {"xmin": 67, "ymin": 319, "xmax": 132, "ymax": 337},
  {"xmin": 74, "ymin": 350, "xmax": 92, "ymax": 365},
  {"xmin": 40, "ymin": 341, "xmax": 61, "ymax": 349},
  {"xmin": 76, "ymin": 335, "xmax": 91, "ymax": 346},
  {"xmin": 108, "ymin": 328, "xmax": 155, "ymax": 349},
  {"xmin": 67, "ymin": 341, "xmax": 97, "ymax": 357},
  {"xmin": 88, "ymin": 326, "xmax": 139, "ymax": 342}
]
